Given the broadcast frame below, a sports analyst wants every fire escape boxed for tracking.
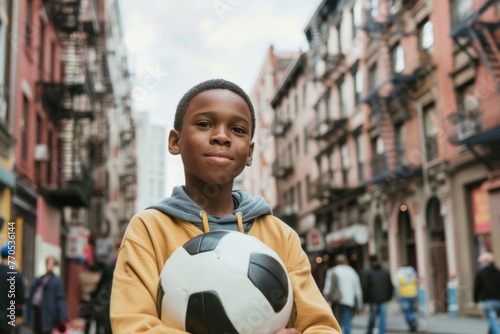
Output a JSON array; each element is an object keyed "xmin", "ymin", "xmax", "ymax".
[
  {"xmin": 38, "ymin": 0, "xmax": 96, "ymax": 207},
  {"xmin": 119, "ymin": 93, "xmax": 137, "ymax": 226},
  {"xmin": 361, "ymin": 0, "xmax": 422, "ymax": 186},
  {"xmin": 304, "ymin": 0, "xmax": 361, "ymax": 208},
  {"xmin": 447, "ymin": 0, "xmax": 500, "ymax": 171}
]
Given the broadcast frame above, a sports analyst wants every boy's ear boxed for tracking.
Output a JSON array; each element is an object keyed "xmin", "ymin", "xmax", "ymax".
[
  {"xmin": 246, "ymin": 141, "xmax": 255, "ymax": 166},
  {"xmin": 168, "ymin": 129, "xmax": 181, "ymax": 155}
]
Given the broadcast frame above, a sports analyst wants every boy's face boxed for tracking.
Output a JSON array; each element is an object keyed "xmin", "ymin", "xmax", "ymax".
[{"xmin": 169, "ymin": 89, "xmax": 254, "ymax": 186}]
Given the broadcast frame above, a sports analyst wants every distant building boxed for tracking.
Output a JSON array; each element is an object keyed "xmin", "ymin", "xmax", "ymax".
[
  {"xmin": 241, "ymin": 46, "xmax": 298, "ymax": 209},
  {"xmin": 134, "ymin": 111, "xmax": 166, "ymax": 211}
]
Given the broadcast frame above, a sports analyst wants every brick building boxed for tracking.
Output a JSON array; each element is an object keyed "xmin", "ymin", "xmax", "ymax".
[
  {"xmin": 0, "ymin": 0, "xmax": 137, "ymax": 322},
  {"xmin": 247, "ymin": 0, "xmax": 500, "ymax": 317}
]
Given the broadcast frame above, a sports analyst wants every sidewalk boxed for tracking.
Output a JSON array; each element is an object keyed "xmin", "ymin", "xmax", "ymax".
[{"xmin": 352, "ymin": 313, "xmax": 488, "ymax": 334}]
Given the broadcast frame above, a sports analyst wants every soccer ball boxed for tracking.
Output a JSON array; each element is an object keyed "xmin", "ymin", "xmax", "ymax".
[{"xmin": 157, "ymin": 230, "xmax": 293, "ymax": 334}]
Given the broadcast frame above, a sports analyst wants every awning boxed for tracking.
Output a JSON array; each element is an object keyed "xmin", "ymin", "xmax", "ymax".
[
  {"xmin": 326, "ymin": 224, "xmax": 369, "ymax": 248},
  {"xmin": 458, "ymin": 125, "xmax": 500, "ymax": 145}
]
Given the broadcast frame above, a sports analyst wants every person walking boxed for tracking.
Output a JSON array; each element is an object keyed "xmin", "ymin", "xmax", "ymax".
[
  {"xmin": 323, "ymin": 263, "xmax": 342, "ymax": 320},
  {"xmin": 79, "ymin": 262, "xmax": 102, "ymax": 334},
  {"xmin": 474, "ymin": 252, "xmax": 500, "ymax": 334},
  {"xmin": 362, "ymin": 255, "xmax": 393, "ymax": 334},
  {"xmin": 332, "ymin": 254, "xmax": 363, "ymax": 334},
  {"xmin": 394, "ymin": 263, "xmax": 418, "ymax": 332},
  {"xmin": 25, "ymin": 256, "xmax": 69, "ymax": 334},
  {"xmin": 0, "ymin": 245, "xmax": 25, "ymax": 334}
]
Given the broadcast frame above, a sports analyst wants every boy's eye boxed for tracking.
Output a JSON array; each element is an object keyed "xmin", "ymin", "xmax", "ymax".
[
  {"xmin": 232, "ymin": 126, "xmax": 247, "ymax": 134},
  {"xmin": 196, "ymin": 121, "xmax": 211, "ymax": 128}
]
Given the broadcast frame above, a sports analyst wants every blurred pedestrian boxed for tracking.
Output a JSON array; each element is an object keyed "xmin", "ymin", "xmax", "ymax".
[
  {"xmin": 394, "ymin": 263, "xmax": 418, "ymax": 332},
  {"xmin": 92, "ymin": 240, "xmax": 120, "ymax": 334},
  {"xmin": 79, "ymin": 261, "xmax": 102, "ymax": 334},
  {"xmin": 26, "ymin": 256, "xmax": 69, "ymax": 334},
  {"xmin": 474, "ymin": 252, "xmax": 500, "ymax": 334},
  {"xmin": 362, "ymin": 254, "xmax": 393, "ymax": 334},
  {"xmin": 0, "ymin": 245, "xmax": 26, "ymax": 334},
  {"xmin": 323, "ymin": 263, "xmax": 342, "ymax": 319},
  {"xmin": 332, "ymin": 254, "xmax": 363, "ymax": 334}
]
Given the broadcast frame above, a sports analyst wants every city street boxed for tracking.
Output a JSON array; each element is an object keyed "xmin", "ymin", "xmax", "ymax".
[{"xmin": 351, "ymin": 312, "xmax": 488, "ymax": 334}]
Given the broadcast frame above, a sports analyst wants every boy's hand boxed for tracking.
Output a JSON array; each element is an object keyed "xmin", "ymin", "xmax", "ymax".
[{"xmin": 273, "ymin": 329, "xmax": 301, "ymax": 334}]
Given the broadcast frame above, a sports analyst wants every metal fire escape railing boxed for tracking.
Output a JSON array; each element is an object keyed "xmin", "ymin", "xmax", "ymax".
[
  {"xmin": 450, "ymin": 0, "xmax": 500, "ymax": 92},
  {"xmin": 80, "ymin": 0, "xmax": 100, "ymax": 35},
  {"xmin": 360, "ymin": 1, "xmax": 424, "ymax": 186},
  {"xmin": 39, "ymin": 34, "xmax": 96, "ymax": 121},
  {"xmin": 64, "ymin": 34, "xmax": 96, "ymax": 120},
  {"xmin": 42, "ymin": 0, "xmax": 82, "ymax": 33},
  {"xmin": 41, "ymin": 119, "xmax": 93, "ymax": 207}
]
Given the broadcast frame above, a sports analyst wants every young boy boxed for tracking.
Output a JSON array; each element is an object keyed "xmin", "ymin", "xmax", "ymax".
[{"xmin": 110, "ymin": 79, "xmax": 341, "ymax": 333}]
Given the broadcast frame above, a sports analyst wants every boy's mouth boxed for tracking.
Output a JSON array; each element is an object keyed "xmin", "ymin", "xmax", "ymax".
[{"xmin": 205, "ymin": 152, "xmax": 233, "ymax": 163}]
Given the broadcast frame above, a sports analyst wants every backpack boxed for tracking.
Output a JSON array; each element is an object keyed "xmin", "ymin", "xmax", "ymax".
[{"xmin": 327, "ymin": 271, "xmax": 342, "ymax": 304}]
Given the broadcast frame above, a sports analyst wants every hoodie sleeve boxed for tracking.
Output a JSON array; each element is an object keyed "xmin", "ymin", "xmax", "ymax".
[{"xmin": 110, "ymin": 215, "xmax": 189, "ymax": 334}]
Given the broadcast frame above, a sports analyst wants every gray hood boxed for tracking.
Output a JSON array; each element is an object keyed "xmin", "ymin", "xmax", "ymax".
[{"xmin": 147, "ymin": 186, "xmax": 272, "ymax": 233}]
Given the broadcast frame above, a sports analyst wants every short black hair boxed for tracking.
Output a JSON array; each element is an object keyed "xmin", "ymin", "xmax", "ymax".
[{"xmin": 174, "ymin": 79, "xmax": 256, "ymax": 138}]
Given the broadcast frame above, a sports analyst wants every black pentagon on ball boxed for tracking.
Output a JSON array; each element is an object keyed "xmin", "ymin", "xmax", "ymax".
[
  {"xmin": 248, "ymin": 253, "xmax": 289, "ymax": 312},
  {"xmin": 186, "ymin": 291, "xmax": 238, "ymax": 334},
  {"xmin": 183, "ymin": 231, "xmax": 231, "ymax": 255}
]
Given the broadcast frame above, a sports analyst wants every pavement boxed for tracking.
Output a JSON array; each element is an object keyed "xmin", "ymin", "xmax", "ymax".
[
  {"xmin": 351, "ymin": 313, "xmax": 489, "ymax": 334},
  {"xmin": 14, "ymin": 313, "xmax": 491, "ymax": 334}
]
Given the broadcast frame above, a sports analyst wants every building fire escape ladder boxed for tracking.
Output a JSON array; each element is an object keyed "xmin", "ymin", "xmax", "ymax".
[
  {"xmin": 451, "ymin": 0, "xmax": 500, "ymax": 91},
  {"xmin": 469, "ymin": 22, "xmax": 500, "ymax": 92}
]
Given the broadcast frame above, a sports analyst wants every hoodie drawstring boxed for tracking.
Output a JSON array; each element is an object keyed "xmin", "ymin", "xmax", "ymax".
[
  {"xmin": 200, "ymin": 211, "xmax": 210, "ymax": 233},
  {"xmin": 236, "ymin": 212, "xmax": 243, "ymax": 233},
  {"xmin": 199, "ymin": 211, "xmax": 244, "ymax": 233}
]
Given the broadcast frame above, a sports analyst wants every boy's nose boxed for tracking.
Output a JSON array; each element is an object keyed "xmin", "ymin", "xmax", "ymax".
[{"xmin": 210, "ymin": 127, "xmax": 231, "ymax": 146}]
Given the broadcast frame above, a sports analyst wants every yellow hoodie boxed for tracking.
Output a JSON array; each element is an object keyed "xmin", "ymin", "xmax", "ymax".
[{"xmin": 110, "ymin": 209, "xmax": 340, "ymax": 333}]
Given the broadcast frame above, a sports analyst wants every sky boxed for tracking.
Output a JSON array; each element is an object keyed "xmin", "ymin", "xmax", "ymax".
[{"xmin": 119, "ymin": 0, "xmax": 323, "ymax": 195}]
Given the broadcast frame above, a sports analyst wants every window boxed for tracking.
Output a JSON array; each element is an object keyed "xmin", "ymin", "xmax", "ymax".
[
  {"xmin": 297, "ymin": 182, "xmax": 302, "ymax": 211},
  {"xmin": 325, "ymin": 89, "xmax": 332, "ymax": 119},
  {"xmin": 338, "ymin": 79, "xmax": 346, "ymax": 117},
  {"xmin": 392, "ymin": 44, "xmax": 405, "ymax": 73},
  {"xmin": 371, "ymin": 136, "xmax": 386, "ymax": 176},
  {"xmin": 25, "ymin": 0, "xmax": 33, "ymax": 46},
  {"xmin": 295, "ymin": 136, "xmax": 300, "ymax": 160},
  {"xmin": 341, "ymin": 78, "xmax": 350, "ymax": 115},
  {"xmin": 39, "ymin": 19, "xmax": 45, "ymax": 71},
  {"xmin": 50, "ymin": 42, "xmax": 56, "ymax": 81},
  {"xmin": 47, "ymin": 130, "xmax": 52, "ymax": 184},
  {"xmin": 354, "ymin": 68, "xmax": 363, "ymax": 105},
  {"xmin": 355, "ymin": 133, "xmax": 365, "ymax": 182},
  {"xmin": 295, "ymin": 94, "xmax": 299, "ymax": 116},
  {"xmin": 394, "ymin": 123, "xmax": 404, "ymax": 165},
  {"xmin": 336, "ymin": 23, "xmax": 342, "ymax": 54},
  {"xmin": 303, "ymin": 128, "xmax": 309, "ymax": 155},
  {"xmin": 370, "ymin": 0, "xmax": 379, "ymax": 17},
  {"xmin": 456, "ymin": 81, "xmax": 477, "ymax": 109},
  {"xmin": 419, "ymin": 19, "xmax": 433, "ymax": 52},
  {"xmin": 369, "ymin": 64, "xmax": 378, "ymax": 90},
  {"xmin": 423, "ymin": 103, "xmax": 438, "ymax": 161},
  {"xmin": 328, "ymin": 153, "xmax": 336, "ymax": 185},
  {"xmin": 302, "ymin": 82, "xmax": 307, "ymax": 107},
  {"xmin": 36, "ymin": 115, "xmax": 42, "ymax": 144},
  {"xmin": 450, "ymin": 0, "xmax": 473, "ymax": 27},
  {"xmin": 352, "ymin": 1, "xmax": 362, "ymax": 36},
  {"xmin": 341, "ymin": 143, "xmax": 350, "ymax": 185},
  {"xmin": 22, "ymin": 96, "xmax": 29, "ymax": 161}
]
